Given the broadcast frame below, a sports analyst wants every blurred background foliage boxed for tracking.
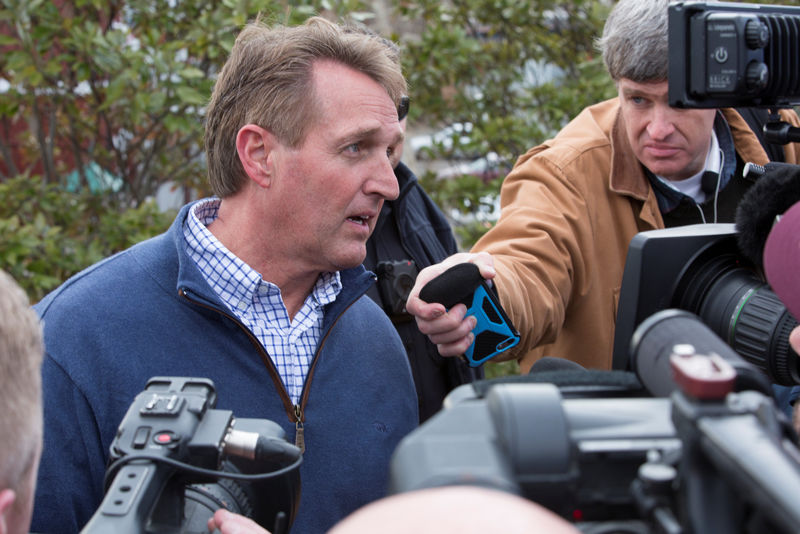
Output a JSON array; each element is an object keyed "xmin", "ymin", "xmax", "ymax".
[
  {"xmin": 5, "ymin": 0, "xmax": 797, "ymax": 377},
  {"xmin": 0, "ymin": 0, "xmax": 624, "ymax": 381},
  {"xmin": 0, "ymin": 0, "xmax": 371, "ymax": 299},
  {"xmin": 0, "ymin": 174, "xmax": 172, "ymax": 301},
  {"xmin": 0, "ymin": 0, "xmax": 616, "ymax": 305},
  {"xmin": 396, "ymin": 0, "xmax": 616, "ymax": 249}
]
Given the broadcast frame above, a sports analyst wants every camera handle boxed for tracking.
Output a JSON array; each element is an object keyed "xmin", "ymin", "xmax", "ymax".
[
  {"xmin": 764, "ymin": 109, "xmax": 800, "ymax": 145},
  {"xmin": 668, "ymin": 352, "xmax": 800, "ymax": 534}
]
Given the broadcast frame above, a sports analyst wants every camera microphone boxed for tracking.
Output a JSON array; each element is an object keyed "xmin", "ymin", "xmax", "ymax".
[
  {"xmin": 735, "ymin": 162, "xmax": 800, "ymax": 268},
  {"xmin": 630, "ymin": 309, "xmax": 772, "ymax": 398}
]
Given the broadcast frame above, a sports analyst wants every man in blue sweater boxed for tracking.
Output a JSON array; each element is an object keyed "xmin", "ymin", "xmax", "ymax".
[{"xmin": 31, "ymin": 17, "xmax": 417, "ymax": 534}]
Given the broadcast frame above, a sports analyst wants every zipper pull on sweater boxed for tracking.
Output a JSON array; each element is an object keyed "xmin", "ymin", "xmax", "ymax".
[{"xmin": 294, "ymin": 404, "xmax": 305, "ymax": 453}]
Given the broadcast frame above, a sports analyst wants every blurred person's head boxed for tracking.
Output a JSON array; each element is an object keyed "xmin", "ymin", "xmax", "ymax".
[
  {"xmin": 774, "ymin": 200, "xmax": 800, "ymax": 432},
  {"xmin": 764, "ymin": 198, "xmax": 800, "ymax": 354},
  {"xmin": 597, "ymin": 0, "xmax": 717, "ymax": 183},
  {"xmin": 204, "ymin": 16, "xmax": 407, "ymax": 198},
  {"xmin": 327, "ymin": 485, "xmax": 581, "ymax": 534},
  {"xmin": 0, "ymin": 270, "xmax": 44, "ymax": 534}
]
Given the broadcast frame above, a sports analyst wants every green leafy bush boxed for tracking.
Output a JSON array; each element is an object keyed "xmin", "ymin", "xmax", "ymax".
[{"xmin": 0, "ymin": 175, "xmax": 173, "ymax": 302}]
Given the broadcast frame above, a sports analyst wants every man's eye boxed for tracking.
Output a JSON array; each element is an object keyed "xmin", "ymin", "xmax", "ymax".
[
  {"xmin": 345, "ymin": 143, "xmax": 361, "ymax": 154},
  {"xmin": 387, "ymin": 147, "xmax": 400, "ymax": 167}
]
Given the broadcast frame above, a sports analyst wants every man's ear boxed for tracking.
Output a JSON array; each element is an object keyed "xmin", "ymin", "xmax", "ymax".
[
  {"xmin": 236, "ymin": 124, "xmax": 276, "ymax": 188},
  {"xmin": 0, "ymin": 488, "xmax": 16, "ymax": 534}
]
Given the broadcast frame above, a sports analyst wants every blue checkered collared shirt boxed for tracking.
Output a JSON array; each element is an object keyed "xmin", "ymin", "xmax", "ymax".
[{"xmin": 184, "ymin": 198, "xmax": 342, "ymax": 404}]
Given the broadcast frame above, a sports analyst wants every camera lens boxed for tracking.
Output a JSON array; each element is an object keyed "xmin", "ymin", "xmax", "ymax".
[
  {"xmin": 182, "ymin": 477, "xmax": 254, "ymax": 533},
  {"xmin": 180, "ymin": 459, "xmax": 257, "ymax": 533},
  {"xmin": 673, "ymin": 242, "xmax": 800, "ymax": 385}
]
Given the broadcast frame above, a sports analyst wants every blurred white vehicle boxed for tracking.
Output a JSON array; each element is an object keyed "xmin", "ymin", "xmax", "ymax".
[
  {"xmin": 409, "ymin": 122, "xmax": 475, "ymax": 160},
  {"xmin": 435, "ymin": 152, "xmax": 510, "ymax": 182}
]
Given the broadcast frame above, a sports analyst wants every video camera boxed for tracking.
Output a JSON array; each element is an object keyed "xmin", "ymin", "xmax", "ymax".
[
  {"xmin": 81, "ymin": 377, "xmax": 302, "ymax": 534},
  {"xmin": 389, "ymin": 310, "xmax": 800, "ymax": 534},
  {"xmin": 668, "ymin": 0, "xmax": 800, "ymax": 143},
  {"xmin": 611, "ymin": 223, "xmax": 799, "ymax": 385}
]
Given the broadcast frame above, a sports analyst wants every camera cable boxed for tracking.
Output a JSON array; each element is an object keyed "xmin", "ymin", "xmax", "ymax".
[{"xmin": 102, "ymin": 451, "xmax": 303, "ymax": 492}]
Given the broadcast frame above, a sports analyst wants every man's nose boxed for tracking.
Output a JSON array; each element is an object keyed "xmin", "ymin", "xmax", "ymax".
[
  {"xmin": 647, "ymin": 106, "xmax": 677, "ymax": 140},
  {"xmin": 366, "ymin": 157, "xmax": 400, "ymax": 200}
]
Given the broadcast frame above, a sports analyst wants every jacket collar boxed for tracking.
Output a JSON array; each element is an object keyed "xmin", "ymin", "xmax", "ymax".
[
  {"xmin": 606, "ymin": 102, "xmax": 769, "ymax": 228},
  {"xmin": 377, "ymin": 161, "xmax": 418, "ymax": 231},
  {"xmin": 170, "ymin": 201, "xmax": 375, "ymax": 322},
  {"xmin": 608, "ymin": 102, "xmax": 651, "ymax": 201},
  {"xmin": 719, "ymin": 107, "xmax": 770, "ymax": 166},
  {"xmin": 608, "ymin": 104, "xmax": 770, "ymax": 198},
  {"xmin": 393, "ymin": 161, "xmax": 418, "ymax": 204}
]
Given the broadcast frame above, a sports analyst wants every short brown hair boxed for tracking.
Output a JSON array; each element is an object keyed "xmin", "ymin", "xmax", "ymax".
[
  {"xmin": 0, "ymin": 270, "xmax": 43, "ymax": 491},
  {"xmin": 204, "ymin": 16, "xmax": 407, "ymax": 198}
]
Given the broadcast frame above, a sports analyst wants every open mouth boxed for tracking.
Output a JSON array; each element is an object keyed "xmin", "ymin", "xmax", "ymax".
[{"xmin": 347, "ymin": 215, "xmax": 370, "ymax": 226}]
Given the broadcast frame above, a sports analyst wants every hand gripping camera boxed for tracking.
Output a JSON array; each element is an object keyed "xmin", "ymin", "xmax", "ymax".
[{"xmin": 81, "ymin": 377, "xmax": 302, "ymax": 534}]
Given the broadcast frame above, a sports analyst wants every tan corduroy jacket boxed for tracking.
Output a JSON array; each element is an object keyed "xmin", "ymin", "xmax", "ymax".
[{"xmin": 474, "ymin": 97, "xmax": 800, "ymax": 372}]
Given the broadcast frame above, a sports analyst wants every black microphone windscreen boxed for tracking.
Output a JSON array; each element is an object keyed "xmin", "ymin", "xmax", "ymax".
[
  {"xmin": 418, "ymin": 263, "xmax": 483, "ymax": 307},
  {"xmin": 735, "ymin": 162, "xmax": 800, "ymax": 267}
]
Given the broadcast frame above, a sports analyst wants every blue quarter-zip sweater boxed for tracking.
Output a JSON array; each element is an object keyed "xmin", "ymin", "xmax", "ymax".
[{"xmin": 31, "ymin": 202, "xmax": 418, "ymax": 534}]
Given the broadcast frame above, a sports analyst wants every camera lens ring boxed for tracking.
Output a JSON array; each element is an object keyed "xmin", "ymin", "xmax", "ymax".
[{"xmin": 671, "ymin": 239, "xmax": 800, "ymax": 385}]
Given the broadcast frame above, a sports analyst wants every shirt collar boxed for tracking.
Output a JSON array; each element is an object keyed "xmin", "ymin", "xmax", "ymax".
[{"xmin": 184, "ymin": 198, "xmax": 342, "ymax": 315}]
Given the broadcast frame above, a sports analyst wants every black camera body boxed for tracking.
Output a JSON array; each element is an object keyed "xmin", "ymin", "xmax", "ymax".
[
  {"xmin": 669, "ymin": 0, "xmax": 800, "ymax": 109},
  {"xmin": 390, "ymin": 381, "xmax": 677, "ymax": 526},
  {"xmin": 612, "ymin": 223, "xmax": 799, "ymax": 385},
  {"xmin": 390, "ymin": 313, "xmax": 800, "ymax": 533},
  {"xmin": 669, "ymin": 1, "xmax": 800, "ymax": 145},
  {"xmin": 81, "ymin": 377, "xmax": 301, "ymax": 534}
]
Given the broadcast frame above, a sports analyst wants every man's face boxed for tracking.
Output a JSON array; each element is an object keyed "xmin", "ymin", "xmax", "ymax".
[
  {"xmin": 268, "ymin": 60, "xmax": 402, "ymax": 273},
  {"xmin": 618, "ymin": 79, "xmax": 717, "ymax": 181}
]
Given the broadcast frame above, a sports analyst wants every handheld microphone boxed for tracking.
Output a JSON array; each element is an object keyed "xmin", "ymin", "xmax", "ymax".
[{"xmin": 419, "ymin": 263, "xmax": 520, "ymax": 367}]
